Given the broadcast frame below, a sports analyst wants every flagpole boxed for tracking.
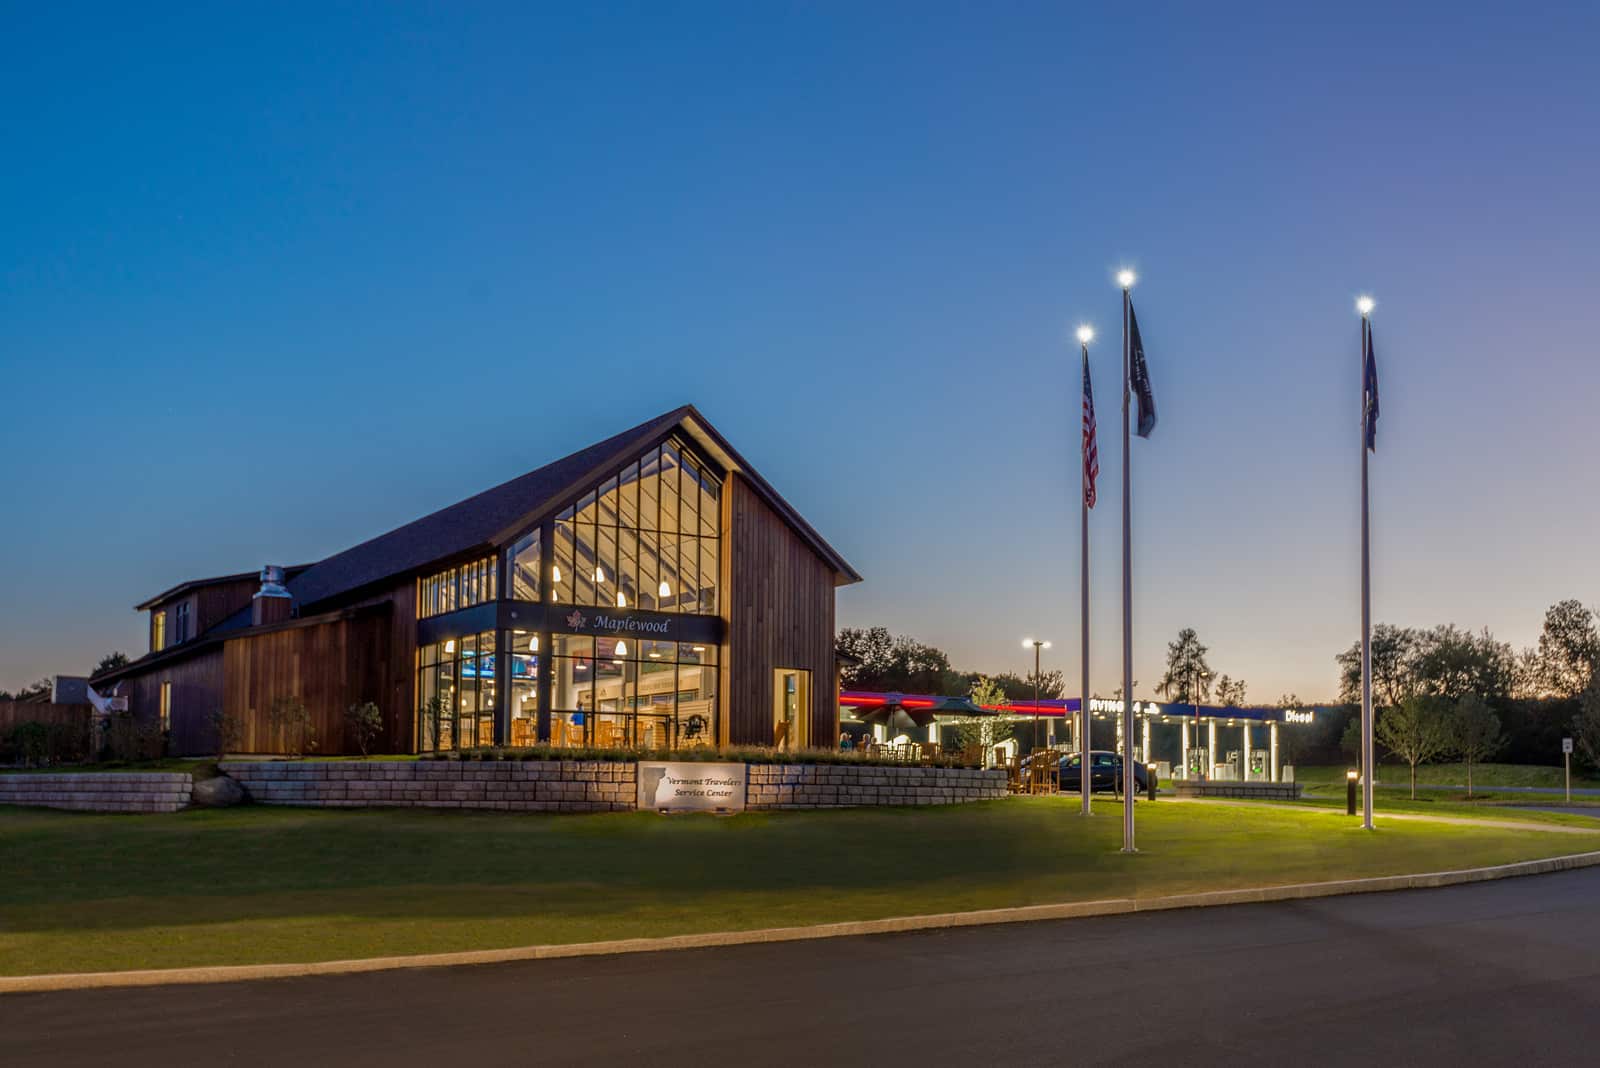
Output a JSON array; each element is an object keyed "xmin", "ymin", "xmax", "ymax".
[
  {"xmin": 1360, "ymin": 308, "xmax": 1375, "ymax": 830},
  {"xmin": 1120, "ymin": 278, "xmax": 1136, "ymax": 853},
  {"xmin": 1080, "ymin": 336, "xmax": 1093, "ymax": 818}
]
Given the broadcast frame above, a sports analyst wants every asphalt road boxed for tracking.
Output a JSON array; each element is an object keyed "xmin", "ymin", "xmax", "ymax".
[{"xmin": 6, "ymin": 868, "xmax": 1600, "ymax": 1068}]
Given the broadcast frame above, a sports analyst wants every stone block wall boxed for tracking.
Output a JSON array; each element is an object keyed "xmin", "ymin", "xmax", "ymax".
[
  {"xmin": 745, "ymin": 764, "xmax": 1007, "ymax": 809},
  {"xmin": 0, "ymin": 773, "xmax": 192, "ymax": 813},
  {"xmin": 218, "ymin": 760, "xmax": 637, "ymax": 812},
  {"xmin": 1172, "ymin": 780, "xmax": 1303, "ymax": 801},
  {"xmin": 0, "ymin": 762, "xmax": 1007, "ymax": 815}
]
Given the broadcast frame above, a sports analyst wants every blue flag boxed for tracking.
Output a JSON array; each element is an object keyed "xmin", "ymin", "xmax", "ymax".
[
  {"xmin": 1129, "ymin": 301, "xmax": 1156, "ymax": 438},
  {"xmin": 1364, "ymin": 323, "xmax": 1379, "ymax": 451}
]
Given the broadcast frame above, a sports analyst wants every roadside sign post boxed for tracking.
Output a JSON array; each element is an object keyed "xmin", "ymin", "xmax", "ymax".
[{"xmin": 1563, "ymin": 738, "xmax": 1573, "ymax": 804}]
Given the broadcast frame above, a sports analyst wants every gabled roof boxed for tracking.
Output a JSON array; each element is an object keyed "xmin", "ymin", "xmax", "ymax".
[{"xmin": 284, "ymin": 404, "xmax": 860, "ymax": 613}]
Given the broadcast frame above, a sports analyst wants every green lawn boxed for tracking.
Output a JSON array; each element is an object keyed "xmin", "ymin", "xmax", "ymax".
[
  {"xmin": 2, "ymin": 798, "xmax": 1595, "ymax": 978},
  {"xmin": 1294, "ymin": 762, "xmax": 1599, "ymax": 790}
]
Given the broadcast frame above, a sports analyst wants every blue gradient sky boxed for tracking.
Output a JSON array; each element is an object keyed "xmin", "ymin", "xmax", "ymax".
[{"xmin": 4, "ymin": 2, "xmax": 1598, "ymax": 700}]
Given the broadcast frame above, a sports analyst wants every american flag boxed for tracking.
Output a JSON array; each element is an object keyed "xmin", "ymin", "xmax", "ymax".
[{"xmin": 1082, "ymin": 355, "xmax": 1099, "ymax": 508}]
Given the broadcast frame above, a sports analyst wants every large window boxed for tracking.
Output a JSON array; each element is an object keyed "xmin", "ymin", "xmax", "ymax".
[
  {"xmin": 416, "ymin": 630, "xmax": 497, "ymax": 750},
  {"xmin": 151, "ymin": 610, "xmax": 166, "ymax": 653},
  {"xmin": 548, "ymin": 633, "xmax": 717, "ymax": 749},
  {"xmin": 418, "ymin": 558, "xmax": 498, "ymax": 619},
  {"xmin": 508, "ymin": 531, "xmax": 541, "ymax": 601},
  {"xmin": 508, "ymin": 628, "xmax": 540, "ymax": 746},
  {"xmin": 173, "ymin": 602, "xmax": 190, "ymax": 644},
  {"xmin": 543, "ymin": 438, "xmax": 722, "ymax": 614}
]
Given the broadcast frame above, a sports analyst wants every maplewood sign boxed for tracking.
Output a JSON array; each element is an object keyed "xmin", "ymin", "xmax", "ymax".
[{"xmin": 637, "ymin": 761, "xmax": 747, "ymax": 814}]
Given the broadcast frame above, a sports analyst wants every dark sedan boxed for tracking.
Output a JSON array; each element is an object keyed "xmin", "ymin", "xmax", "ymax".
[{"xmin": 1058, "ymin": 750, "xmax": 1153, "ymax": 794}]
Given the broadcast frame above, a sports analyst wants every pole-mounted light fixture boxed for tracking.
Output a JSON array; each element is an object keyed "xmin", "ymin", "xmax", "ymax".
[
  {"xmin": 1076, "ymin": 324, "xmax": 1095, "ymax": 345},
  {"xmin": 1117, "ymin": 268, "xmax": 1137, "ymax": 289}
]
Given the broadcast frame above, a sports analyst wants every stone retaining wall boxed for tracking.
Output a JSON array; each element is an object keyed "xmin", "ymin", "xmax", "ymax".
[
  {"xmin": 0, "ymin": 773, "xmax": 192, "ymax": 813},
  {"xmin": 1172, "ymin": 780, "xmax": 1303, "ymax": 801},
  {"xmin": 219, "ymin": 760, "xmax": 636, "ymax": 812},
  {"xmin": 746, "ymin": 764, "xmax": 1007, "ymax": 809},
  {"xmin": 218, "ymin": 760, "xmax": 1006, "ymax": 812}
]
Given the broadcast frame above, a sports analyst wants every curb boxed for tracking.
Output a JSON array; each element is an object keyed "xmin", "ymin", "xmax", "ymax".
[{"xmin": 6, "ymin": 849, "xmax": 1600, "ymax": 994}]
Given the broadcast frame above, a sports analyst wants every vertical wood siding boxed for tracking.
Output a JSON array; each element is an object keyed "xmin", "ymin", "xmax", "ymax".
[
  {"xmin": 722, "ymin": 474, "xmax": 838, "ymax": 747},
  {"xmin": 121, "ymin": 649, "xmax": 226, "ymax": 755},
  {"xmin": 220, "ymin": 609, "xmax": 396, "ymax": 756}
]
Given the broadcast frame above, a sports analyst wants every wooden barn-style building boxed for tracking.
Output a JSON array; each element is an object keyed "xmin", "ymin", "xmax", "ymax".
[{"xmin": 92, "ymin": 406, "xmax": 860, "ymax": 756}]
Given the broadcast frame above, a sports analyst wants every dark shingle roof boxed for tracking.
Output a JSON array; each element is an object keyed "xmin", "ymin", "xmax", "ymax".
[
  {"xmin": 133, "ymin": 566, "xmax": 310, "ymax": 611},
  {"xmin": 286, "ymin": 407, "xmax": 692, "ymax": 612},
  {"xmin": 189, "ymin": 405, "xmax": 859, "ymax": 630}
]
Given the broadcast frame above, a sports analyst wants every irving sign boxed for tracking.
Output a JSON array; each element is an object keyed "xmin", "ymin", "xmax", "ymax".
[{"xmin": 637, "ymin": 762, "xmax": 747, "ymax": 814}]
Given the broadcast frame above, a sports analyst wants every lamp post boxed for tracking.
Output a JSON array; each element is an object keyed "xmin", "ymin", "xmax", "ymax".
[
  {"xmin": 1357, "ymin": 292, "xmax": 1377, "ymax": 831},
  {"xmin": 1077, "ymin": 323, "xmax": 1095, "ymax": 816},
  {"xmin": 1023, "ymin": 639, "xmax": 1051, "ymax": 753}
]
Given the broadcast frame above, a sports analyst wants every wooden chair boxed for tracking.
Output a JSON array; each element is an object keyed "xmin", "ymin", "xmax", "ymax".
[{"xmin": 997, "ymin": 748, "xmax": 1022, "ymax": 793}]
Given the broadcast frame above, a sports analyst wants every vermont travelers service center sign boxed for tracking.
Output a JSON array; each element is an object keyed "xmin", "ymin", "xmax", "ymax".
[{"xmin": 638, "ymin": 762, "xmax": 747, "ymax": 813}]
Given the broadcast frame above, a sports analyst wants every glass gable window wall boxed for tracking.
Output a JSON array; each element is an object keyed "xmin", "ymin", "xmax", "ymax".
[
  {"xmin": 418, "ymin": 558, "xmax": 498, "ymax": 619},
  {"xmin": 539, "ymin": 439, "xmax": 721, "ymax": 614},
  {"xmin": 416, "ymin": 631, "xmax": 498, "ymax": 750},
  {"xmin": 548, "ymin": 634, "xmax": 717, "ymax": 749}
]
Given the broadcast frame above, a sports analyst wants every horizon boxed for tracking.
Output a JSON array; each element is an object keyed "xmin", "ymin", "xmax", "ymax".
[{"xmin": 4, "ymin": 3, "xmax": 1598, "ymax": 699}]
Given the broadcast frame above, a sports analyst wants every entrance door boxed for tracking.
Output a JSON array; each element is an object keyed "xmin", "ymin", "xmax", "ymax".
[{"xmin": 773, "ymin": 669, "xmax": 811, "ymax": 750}]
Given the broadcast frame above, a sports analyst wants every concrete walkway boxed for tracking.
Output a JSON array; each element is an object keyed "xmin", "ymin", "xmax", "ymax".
[{"xmin": 1170, "ymin": 795, "xmax": 1600, "ymax": 834}]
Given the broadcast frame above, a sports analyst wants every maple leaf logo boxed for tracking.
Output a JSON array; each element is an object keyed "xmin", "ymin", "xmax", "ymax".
[{"xmin": 566, "ymin": 610, "xmax": 586, "ymax": 630}]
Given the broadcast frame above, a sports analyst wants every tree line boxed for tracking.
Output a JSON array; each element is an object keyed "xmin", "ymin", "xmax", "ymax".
[
  {"xmin": 840, "ymin": 595, "xmax": 1600, "ymax": 777},
  {"xmin": 1329, "ymin": 599, "xmax": 1600, "ymax": 788}
]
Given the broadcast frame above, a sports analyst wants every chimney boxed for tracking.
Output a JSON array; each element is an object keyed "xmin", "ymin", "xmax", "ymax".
[{"xmin": 252, "ymin": 565, "xmax": 294, "ymax": 626}]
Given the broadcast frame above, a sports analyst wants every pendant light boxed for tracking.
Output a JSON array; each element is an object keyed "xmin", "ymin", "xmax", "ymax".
[{"xmin": 658, "ymin": 580, "xmax": 671, "ymax": 598}]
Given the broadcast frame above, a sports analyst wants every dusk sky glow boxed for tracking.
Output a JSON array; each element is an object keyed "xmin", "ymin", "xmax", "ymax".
[{"xmin": 3, "ymin": 2, "xmax": 1598, "ymax": 700}]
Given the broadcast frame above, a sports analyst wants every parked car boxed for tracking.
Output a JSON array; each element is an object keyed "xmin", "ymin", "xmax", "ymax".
[{"xmin": 1058, "ymin": 750, "xmax": 1153, "ymax": 794}]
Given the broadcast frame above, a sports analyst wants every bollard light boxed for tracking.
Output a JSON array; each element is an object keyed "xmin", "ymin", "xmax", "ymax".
[{"xmin": 1346, "ymin": 769, "xmax": 1359, "ymax": 816}]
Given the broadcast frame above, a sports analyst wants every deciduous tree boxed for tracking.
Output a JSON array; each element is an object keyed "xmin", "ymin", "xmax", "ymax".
[
  {"xmin": 1336, "ymin": 624, "xmax": 1420, "ymax": 708},
  {"xmin": 1573, "ymin": 671, "xmax": 1600, "ymax": 770},
  {"xmin": 1534, "ymin": 600, "xmax": 1600, "ymax": 699},
  {"xmin": 1376, "ymin": 695, "xmax": 1453, "ymax": 799},
  {"xmin": 1449, "ymin": 694, "xmax": 1503, "ymax": 798},
  {"xmin": 955, "ymin": 676, "xmax": 1013, "ymax": 766}
]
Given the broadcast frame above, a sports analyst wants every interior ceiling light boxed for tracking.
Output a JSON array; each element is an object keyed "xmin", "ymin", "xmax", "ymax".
[
  {"xmin": 659, "ymin": 580, "xmax": 671, "ymax": 597},
  {"xmin": 616, "ymin": 591, "xmax": 627, "ymax": 608},
  {"xmin": 529, "ymin": 635, "xmax": 539, "ymax": 651},
  {"xmin": 595, "ymin": 566, "xmax": 606, "ymax": 583},
  {"xmin": 615, "ymin": 640, "xmax": 628, "ymax": 656},
  {"xmin": 551, "ymin": 565, "xmax": 562, "ymax": 583}
]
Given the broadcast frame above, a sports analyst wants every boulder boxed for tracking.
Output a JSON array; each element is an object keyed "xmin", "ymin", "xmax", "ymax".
[{"xmin": 191, "ymin": 774, "xmax": 247, "ymax": 807}]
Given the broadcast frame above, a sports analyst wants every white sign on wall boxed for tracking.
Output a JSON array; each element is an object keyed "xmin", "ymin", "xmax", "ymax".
[{"xmin": 637, "ymin": 762, "xmax": 747, "ymax": 814}]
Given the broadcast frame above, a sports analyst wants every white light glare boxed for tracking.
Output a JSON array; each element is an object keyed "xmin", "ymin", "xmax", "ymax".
[
  {"xmin": 1117, "ymin": 269, "xmax": 1137, "ymax": 289},
  {"xmin": 1076, "ymin": 324, "xmax": 1095, "ymax": 345},
  {"xmin": 1022, "ymin": 638, "xmax": 1052, "ymax": 650},
  {"xmin": 1356, "ymin": 294, "xmax": 1375, "ymax": 316}
]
